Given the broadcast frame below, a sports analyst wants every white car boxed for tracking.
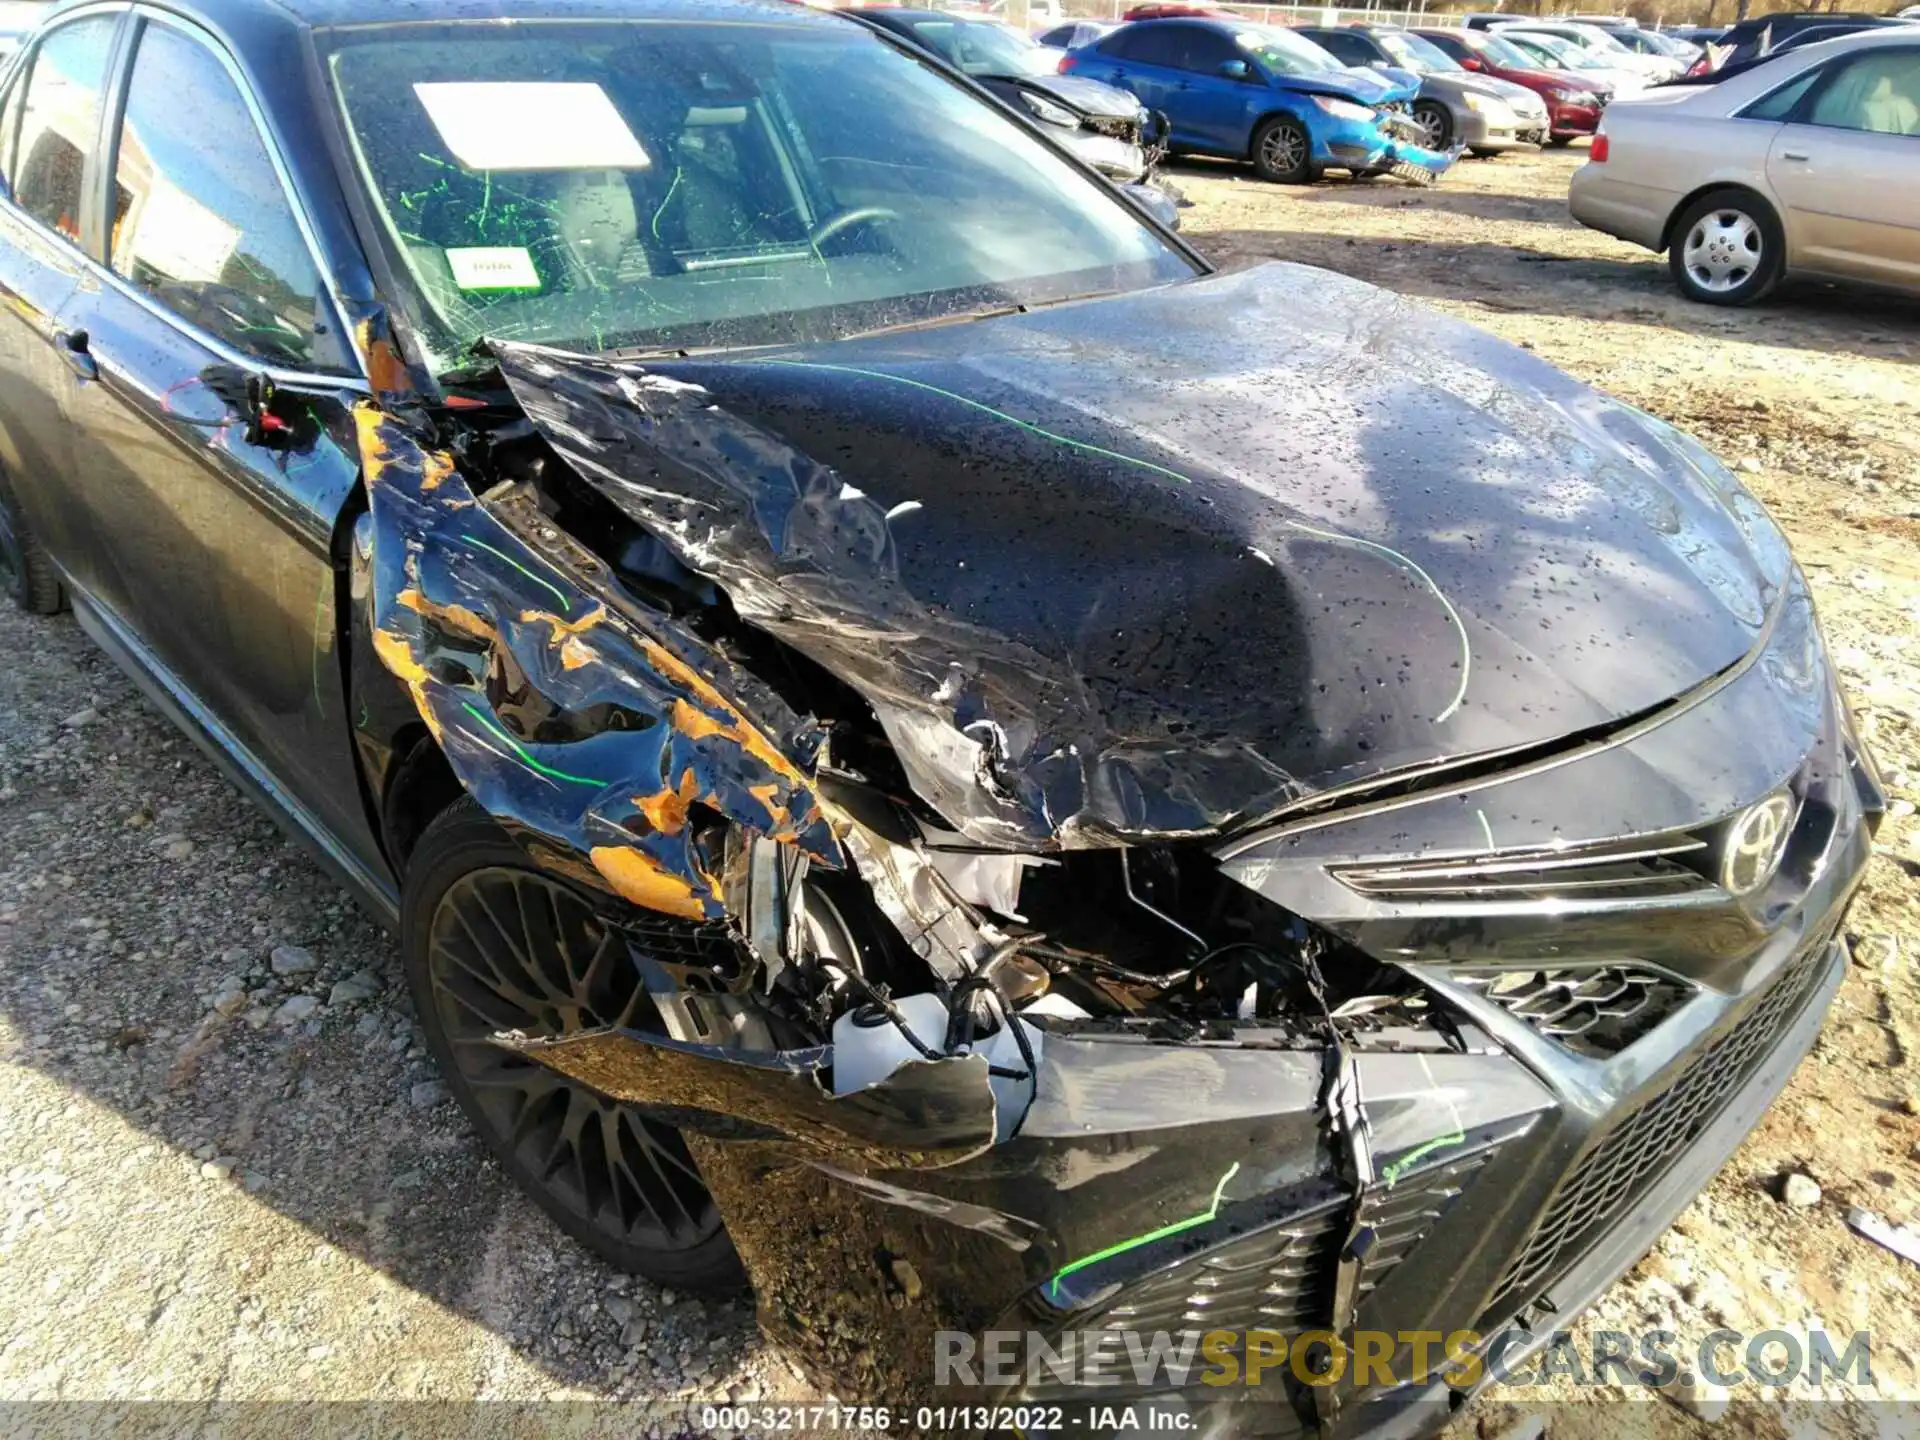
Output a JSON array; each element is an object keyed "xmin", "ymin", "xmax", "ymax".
[
  {"xmin": 1500, "ymin": 20, "xmax": 1683, "ymax": 80},
  {"xmin": 1497, "ymin": 28, "xmax": 1650, "ymax": 93},
  {"xmin": 1570, "ymin": 29, "xmax": 1920, "ymax": 304}
]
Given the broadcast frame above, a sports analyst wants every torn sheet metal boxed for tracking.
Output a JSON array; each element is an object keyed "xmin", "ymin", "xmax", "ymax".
[
  {"xmin": 484, "ymin": 260, "xmax": 1785, "ymax": 849},
  {"xmin": 356, "ymin": 401, "xmax": 838, "ymax": 916},
  {"xmin": 496, "ymin": 1026, "xmax": 999, "ymax": 1169}
]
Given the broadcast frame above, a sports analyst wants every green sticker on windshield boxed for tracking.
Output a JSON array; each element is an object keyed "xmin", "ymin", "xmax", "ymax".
[{"xmin": 447, "ymin": 247, "xmax": 541, "ymax": 292}]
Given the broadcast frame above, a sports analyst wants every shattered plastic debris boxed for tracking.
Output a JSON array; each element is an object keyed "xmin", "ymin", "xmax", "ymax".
[
  {"xmin": 1846, "ymin": 1207, "xmax": 1920, "ymax": 1268},
  {"xmin": 355, "ymin": 398, "xmax": 838, "ymax": 915}
]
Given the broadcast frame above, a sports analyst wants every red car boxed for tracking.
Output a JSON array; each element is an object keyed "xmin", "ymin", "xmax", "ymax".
[{"xmin": 1412, "ymin": 25, "xmax": 1610, "ymax": 144}]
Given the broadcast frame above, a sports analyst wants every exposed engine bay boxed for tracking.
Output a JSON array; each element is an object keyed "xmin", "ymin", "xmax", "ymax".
[{"xmin": 355, "ymin": 312, "xmax": 1451, "ymax": 1149}]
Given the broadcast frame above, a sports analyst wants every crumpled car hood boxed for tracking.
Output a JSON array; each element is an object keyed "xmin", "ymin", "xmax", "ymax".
[
  {"xmin": 1012, "ymin": 72, "xmax": 1145, "ymax": 118},
  {"xmin": 493, "ymin": 261, "xmax": 1789, "ymax": 849}
]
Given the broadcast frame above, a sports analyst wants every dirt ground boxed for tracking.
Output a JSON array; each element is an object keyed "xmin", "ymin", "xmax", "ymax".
[{"xmin": 0, "ymin": 143, "xmax": 1916, "ymax": 1436}]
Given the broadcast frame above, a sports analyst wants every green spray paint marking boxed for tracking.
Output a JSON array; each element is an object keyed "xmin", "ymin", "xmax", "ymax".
[
  {"xmin": 1045, "ymin": 1161, "xmax": 1240, "ymax": 1303},
  {"xmin": 757, "ymin": 359, "xmax": 1198, "ymax": 489},
  {"xmin": 459, "ymin": 702, "xmax": 602, "ymax": 788},
  {"xmin": 750, "ymin": 358, "xmax": 1471, "ymax": 725},
  {"xmin": 458, "ymin": 535, "xmax": 571, "ymax": 614},
  {"xmin": 1379, "ymin": 1130, "xmax": 1465, "ymax": 1191},
  {"xmin": 1282, "ymin": 521, "xmax": 1471, "ymax": 724}
]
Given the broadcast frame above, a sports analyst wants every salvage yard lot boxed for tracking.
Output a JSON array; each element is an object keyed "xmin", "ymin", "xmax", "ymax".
[{"xmin": 0, "ymin": 145, "xmax": 1916, "ymax": 1434}]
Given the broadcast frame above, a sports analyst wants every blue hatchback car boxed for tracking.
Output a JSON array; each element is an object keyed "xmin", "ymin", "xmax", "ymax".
[{"xmin": 1063, "ymin": 18, "xmax": 1451, "ymax": 183}]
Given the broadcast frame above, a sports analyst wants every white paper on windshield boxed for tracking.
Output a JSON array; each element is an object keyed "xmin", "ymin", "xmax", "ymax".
[
  {"xmin": 413, "ymin": 82, "xmax": 651, "ymax": 171},
  {"xmin": 446, "ymin": 246, "xmax": 541, "ymax": 291}
]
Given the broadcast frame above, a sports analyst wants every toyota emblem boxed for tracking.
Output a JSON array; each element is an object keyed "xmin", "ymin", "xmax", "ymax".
[{"xmin": 1721, "ymin": 791, "xmax": 1795, "ymax": 897}]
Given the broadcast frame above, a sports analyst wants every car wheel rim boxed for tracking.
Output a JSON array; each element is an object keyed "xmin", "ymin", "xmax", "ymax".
[
  {"xmin": 1682, "ymin": 209, "xmax": 1762, "ymax": 294},
  {"xmin": 1263, "ymin": 125, "xmax": 1303, "ymax": 172},
  {"xmin": 1414, "ymin": 105, "xmax": 1446, "ymax": 148},
  {"xmin": 426, "ymin": 866, "xmax": 724, "ymax": 1251}
]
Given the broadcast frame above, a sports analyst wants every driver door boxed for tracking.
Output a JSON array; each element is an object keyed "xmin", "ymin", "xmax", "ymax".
[
  {"xmin": 54, "ymin": 11, "xmax": 376, "ymax": 856},
  {"xmin": 1165, "ymin": 29, "xmax": 1270, "ymax": 154}
]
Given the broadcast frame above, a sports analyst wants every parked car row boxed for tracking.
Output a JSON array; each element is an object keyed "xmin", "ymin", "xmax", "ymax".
[
  {"xmin": 1058, "ymin": 18, "xmax": 1459, "ymax": 184},
  {"xmin": 1415, "ymin": 26, "xmax": 1610, "ymax": 145}
]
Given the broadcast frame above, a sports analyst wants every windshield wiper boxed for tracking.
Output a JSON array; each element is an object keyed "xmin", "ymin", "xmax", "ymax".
[{"xmin": 835, "ymin": 289, "xmax": 1122, "ymax": 345}]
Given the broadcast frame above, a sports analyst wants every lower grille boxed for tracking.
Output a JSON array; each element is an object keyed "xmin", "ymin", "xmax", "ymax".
[
  {"xmin": 1490, "ymin": 939, "xmax": 1833, "ymax": 1311},
  {"xmin": 1451, "ymin": 966, "xmax": 1694, "ymax": 1058},
  {"xmin": 1021, "ymin": 1149, "xmax": 1493, "ymax": 1400}
]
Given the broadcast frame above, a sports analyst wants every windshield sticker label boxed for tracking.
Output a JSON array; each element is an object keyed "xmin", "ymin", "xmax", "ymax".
[
  {"xmin": 447, "ymin": 246, "xmax": 542, "ymax": 291},
  {"xmin": 413, "ymin": 83, "xmax": 652, "ymax": 171}
]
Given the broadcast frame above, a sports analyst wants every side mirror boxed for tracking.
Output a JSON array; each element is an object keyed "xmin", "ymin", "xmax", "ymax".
[
  {"xmin": 200, "ymin": 364, "xmax": 316, "ymax": 451},
  {"xmin": 1461, "ymin": 56, "xmax": 1485, "ymax": 70},
  {"xmin": 1218, "ymin": 58, "xmax": 1251, "ymax": 80}
]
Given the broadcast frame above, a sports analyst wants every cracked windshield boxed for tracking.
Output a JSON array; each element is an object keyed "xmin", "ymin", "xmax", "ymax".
[{"xmin": 326, "ymin": 21, "xmax": 1192, "ymax": 374}]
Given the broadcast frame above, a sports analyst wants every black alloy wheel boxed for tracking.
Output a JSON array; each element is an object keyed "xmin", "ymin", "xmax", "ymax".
[{"xmin": 403, "ymin": 798, "xmax": 745, "ymax": 1288}]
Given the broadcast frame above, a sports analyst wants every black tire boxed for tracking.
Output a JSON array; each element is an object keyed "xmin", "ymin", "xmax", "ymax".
[
  {"xmin": 1412, "ymin": 100, "xmax": 1453, "ymax": 152},
  {"xmin": 1251, "ymin": 115, "xmax": 1316, "ymax": 184},
  {"xmin": 402, "ymin": 796, "xmax": 746, "ymax": 1289},
  {"xmin": 0, "ymin": 469, "xmax": 63, "ymax": 615},
  {"xmin": 1548, "ymin": 133, "xmax": 1576, "ymax": 147},
  {"xmin": 1667, "ymin": 188, "xmax": 1785, "ymax": 307}
]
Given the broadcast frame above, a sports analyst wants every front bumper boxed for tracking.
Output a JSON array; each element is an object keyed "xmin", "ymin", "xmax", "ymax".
[
  {"xmin": 669, "ymin": 571, "xmax": 1876, "ymax": 1432},
  {"xmin": 1547, "ymin": 98, "xmax": 1604, "ymax": 136}
]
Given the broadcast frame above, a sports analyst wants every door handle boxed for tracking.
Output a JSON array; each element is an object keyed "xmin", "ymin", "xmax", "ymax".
[
  {"xmin": 1781, "ymin": 149, "xmax": 1809, "ymax": 161},
  {"xmin": 56, "ymin": 328, "xmax": 96, "ymax": 382}
]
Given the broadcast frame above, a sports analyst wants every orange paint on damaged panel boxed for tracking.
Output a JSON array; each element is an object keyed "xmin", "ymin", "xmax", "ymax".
[
  {"xmin": 644, "ymin": 639, "xmax": 806, "ymax": 784},
  {"xmin": 589, "ymin": 846, "xmax": 710, "ymax": 920},
  {"xmin": 371, "ymin": 626, "xmax": 431, "ymax": 686},
  {"xmin": 396, "ymin": 588, "xmax": 500, "ymax": 645},
  {"xmin": 521, "ymin": 606, "xmax": 608, "ymax": 670},
  {"xmin": 636, "ymin": 769, "xmax": 701, "ymax": 837}
]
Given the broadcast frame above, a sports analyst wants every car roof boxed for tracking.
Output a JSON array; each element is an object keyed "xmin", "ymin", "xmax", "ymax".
[
  {"xmin": 45, "ymin": 0, "xmax": 835, "ymax": 35},
  {"xmin": 856, "ymin": 6, "xmax": 978, "ymax": 21}
]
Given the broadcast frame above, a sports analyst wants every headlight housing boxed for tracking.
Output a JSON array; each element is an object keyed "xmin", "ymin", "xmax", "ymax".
[
  {"xmin": 1020, "ymin": 91, "xmax": 1079, "ymax": 128},
  {"xmin": 1311, "ymin": 95, "xmax": 1378, "ymax": 124}
]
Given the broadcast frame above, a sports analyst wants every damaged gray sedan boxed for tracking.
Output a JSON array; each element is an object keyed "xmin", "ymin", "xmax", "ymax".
[{"xmin": 0, "ymin": 0, "xmax": 1884, "ymax": 1432}]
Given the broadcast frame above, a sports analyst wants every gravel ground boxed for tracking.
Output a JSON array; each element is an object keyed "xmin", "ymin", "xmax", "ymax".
[{"xmin": 1, "ymin": 144, "xmax": 1917, "ymax": 1435}]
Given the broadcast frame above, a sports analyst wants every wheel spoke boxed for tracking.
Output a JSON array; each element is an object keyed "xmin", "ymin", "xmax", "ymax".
[{"xmin": 425, "ymin": 865, "xmax": 726, "ymax": 1254}]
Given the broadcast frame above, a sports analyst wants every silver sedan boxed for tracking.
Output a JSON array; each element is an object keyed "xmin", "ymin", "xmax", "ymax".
[{"xmin": 1570, "ymin": 28, "xmax": 1920, "ymax": 304}]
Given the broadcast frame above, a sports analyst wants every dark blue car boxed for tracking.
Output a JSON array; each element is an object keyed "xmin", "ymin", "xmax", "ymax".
[{"xmin": 1063, "ymin": 18, "xmax": 1453, "ymax": 182}]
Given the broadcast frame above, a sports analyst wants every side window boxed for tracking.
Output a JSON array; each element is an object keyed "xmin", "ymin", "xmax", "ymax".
[
  {"xmin": 1740, "ymin": 66, "xmax": 1822, "ymax": 122},
  {"xmin": 1803, "ymin": 50, "xmax": 1920, "ymax": 136},
  {"xmin": 1315, "ymin": 32, "xmax": 1378, "ymax": 67},
  {"xmin": 1171, "ymin": 30, "xmax": 1236, "ymax": 73},
  {"xmin": 108, "ymin": 21, "xmax": 347, "ymax": 371},
  {"xmin": 14, "ymin": 16, "xmax": 117, "ymax": 243},
  {"xmin": 1120, "ymin": 27, "xmax": 1184, "ymax": 68}
]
